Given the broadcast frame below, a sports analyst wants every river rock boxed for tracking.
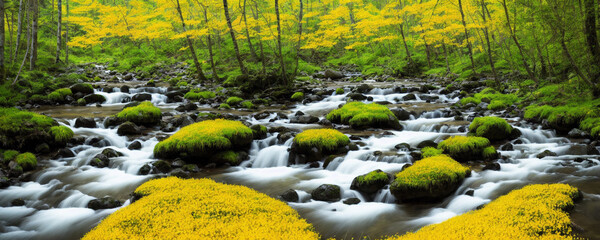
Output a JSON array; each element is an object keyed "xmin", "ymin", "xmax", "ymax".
[
  {"xmin": 280, "ymin": 189, "xmax": 299, "ymax": 202},
  {"xmin": 132, "ymin": 93, "xmax": 152, "ymax": 102},
  {"xmin": 350, "ymin": 170, "xmax": 390, "ymax": 194},
  {"xmin": 403, "ymin": 93, "xmax": 417, "ymax": 101},
  {"xmin": 90, "ymin": 154, "xmax": 110, "ymax": 168},
  {"xmin": 88, "ymin": 197, "xmax": 122, "ymax": 210},
  {"xmin": 391, "ymin": 108, "xmax": 411, "ymax": 121},
  {"xmin": 11, "ymin": 198, "xmax": 25, "ymax": 206},
  {"xmin": 343, "ymin": 198, "xmax": 361, "ymax": 205},
  {"xmin": 311, "ymin": 184, "xmax": 341, "ymax": 202},
  {"xmin": 175, "ymin": 103, "xmax": 198, "ymax": 112},
  {"xmin": 102, "ymin": 148, "xmax": 123, "ymax": 158},
  {"xmin": 138, "ymin": 164, "xmax": 152, "ymax": 175},
  {"xmin": 169, "ymin": 168, "xmax": 190, "ymax": 179},
  {"xmin": 417, "ymin": 140, "xmax": 437, "ymax": 149},
  {"xmin": 568, "ymin": 128, "xmax": 590, "ymax": 139},
  {"xmin": 500, "ymin": 143, "xmax": 514, "ymax": 151},
  {"xmin": 117, "ymin": 121, "xmax": 140, "ymax": 136},
  {"xmin": 152, "ymin": 160, "xmax": 172, "ymax": 173},
  {"xmin": 128, "ymin": 141, "xmax": 142, "ymax": 150},
  {"xmin": 537, "ymin": 150, "xmax": 557, "ymax": 159},
  {"xmin": 182, "ymin": 164, "xmax": 200, "ymax": 173},
  {"xmin": 123, "ymin": 74, "xmax": 134, "ymax": 81},
  {"xmin": 75, "ymin": 117, "xmax": 97, "ymax": 128},
  {"xmin": 324, "ymin": 69, "xmax": 345, "ymax": 80},
  {"xmin": 290, "ymin": 115, "xmax": 319, "ymax": 124},
  {"xmin": 83, "ymin": 94, "xmax": 106, "ymax": 104},
  {"xmin": 347, "ymin": 93, "xmax": 367, "ymax": 101},
  {"xmin": 482, "ymin": 162, "xmax": 501, "ymax": 171},
  {"xmin": 54, "ymin": 148, "xmax": 75, "ymax": 159},
  {"xmin": 120, "ymin": 85, "xmax": 130, "ymax": 93},
  {"xmin": 70, "ymin": 83, "xmax": 94, "ymax": 95},
  {"xmin": 356, "ymin": 84, "xmax": 372, "ymax": 93}
]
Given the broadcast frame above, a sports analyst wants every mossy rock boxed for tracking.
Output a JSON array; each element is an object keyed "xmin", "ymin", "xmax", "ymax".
[
  {"xmin": 83, "ymin": 177, "xmax": 319, "ymax": 240},
  {"xmin": 209, "ymin": 151, "xmax": 247, "ymax": 166},
  {"xmin": 290, "ymin": 129, "xmax": 349, "ymax": 163},
  {"xmin": 437, "ymin": 136, "xmax": 492, "ymax": 162},
  {"xmin": 2, "ymin": 150, "xmax": 19, "ymax": 163},
  {"xmin": 154, "ymin": 119, "xmax": 253, "ymax": 160},
  {"xmin": 460, "ymin": 97, "xmax": 480, "ymax": 106},
  {"xmin": 336, "ymin": 88, "xmax": 345, "ymax": 94},
  {"xmin": 0, "ymin": 108, "xmax": 58, "ymax": 151},
  {"xmin": 184, "ymin": 90, "xmax": 215, "ymax": 101},
  {"xmin": 83, "ymin": 94, "xmax": 107, "ymax": 104},
  {"xmin": 240, "ymin": 101, "xmax": 254, "ymax": 109},
  {"xmin": 70, "ymin": 83, "xmax": 94, "ymax": 95},
  {"xmin": 326, "ymin": 102, "xmax": 401, "ymax": 130},
  {"xmin": 49, "ymin": 126, "xmax": 74, "ymax": 145},
  {"xmin": 468, "ymin": 117, "xmax": 514, "ymax": 141},
  {"xmin": 390, "ymin": 155, "xmax": 470, "ymax": 202},
  {"xmin": 15, "ymin": 152, "xmax": 37, "ymax": 171},
  {"xmin": 48, "ymin": 88, "xmax": 73, "ymax": 102},
  {"xmin": 116, "ymin": 101, "xmax": 161, "ymax": 126},
  {"xmin": 226, "ymin": 97, "xmax": 244, "ymax": 106},
  {"xmin": 291, "ymin": 92, "xmax": 305, "ymax": 101},
  {"xmin": 421, "ymin": 147, "xmax": 443, "ymax": 158},
  {"xmin": 251, "ymin": 125, "xmax": 267, "ymax": 139},
  {"xmin": 350, "ymin": 169, "xmax": 390, "ymax": 194}
]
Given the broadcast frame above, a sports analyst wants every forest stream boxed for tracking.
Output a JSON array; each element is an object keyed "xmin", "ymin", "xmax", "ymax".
[{"xmin": 0, "ymin": 77, "xmax": 599, "ymax": 240}]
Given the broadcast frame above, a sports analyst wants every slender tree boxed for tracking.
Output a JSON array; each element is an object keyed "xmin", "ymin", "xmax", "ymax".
[
  {"xmin": 480, "ymin": 0, "xmax": 497, "ymax": 81},
  {"xmin": 241, "ymin": 0, "xmax": 258, "ymax": 60},
  {"xmin": 293, "ymin": 0, "xmax": 304, "ymax": 76},
  {"xmin": 175, "ymin": 0, "xmax": 207, "ymax": 81},
  {"xmin": 0, "ymin": 0, "xmax": 5, "ymax": 81},
  {"xmin": 458, "ymin": 0, "xmax": 476, "ymax": 75},
  {"xmin": 501, "ymin": 0, "xmax": 538, "ymax": 84},
  {"xmin": 223, "ymin": 0, "xmax": 247, "ymax": 75},
  {"xmin": 275, "ymin": 0, "xmax": 286, "ymax": 83},
  {"xmin": 13, "ymin": 0, "xmax": 23, "ymax": 62},
  {"xmin": 65, "ymin": 0, "xmax": 69, "ymax": 64},
  {"xmin": 584, "ymin": 0, "xmax": 600, "ymax": 84},
  {"xmin": 56, "ymin": 0, "xmax": 62, "ymax": 63},
  {"xmin": 30, "ymin": 0, "xmax": 38, "ymax": 70}
]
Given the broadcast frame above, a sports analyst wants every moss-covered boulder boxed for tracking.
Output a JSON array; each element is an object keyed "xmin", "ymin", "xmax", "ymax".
[
  {"xmin": 326, "ymin": 102, "xmax": 401, "ymax": 130},
  {"xmin": 226, "ymin": 97, "xmax": 244, "ymax": 106},
  {"xmin": 0, "ymin": 108, "xmax": 58, "ymax": 151},
  {"xmin": 438, "ymin": 136, "xmax": 496, "ymax": 162},
  {"xmin": 83, "ymin": 177, "xmax": 319, "ymax": 240},
  {"xmin": 311, "ymin": 184, "xmax": 341, "ymax": 202},
  {"xmin": 83, "ymin": 94, "xmax": 107, "ymax": 104},
  {"xmin": 291, "ymin": 92, "xmax": 305, "ymax": 101},
  {"xmin": 469, "ymin": 116, "xmax": 517, "ymax": 141},
  {"xmin": 421, "ymin": 147, "xmax": 443, "ymax": 158},
  {"xmin": 290, "ymin": 129, "xmax": 350, "ymax": 163},
  {"xmin": 70, "ymin": 83, "xmax": 94, "ymax": 95},
  {"xmin": 15, "ymin": 152, "xmax": 37, "ymax": 171},
  {"xmin": 390, "ymin": 155, "xmax": 470, "ymax": 202},
  {"xmin": 49, "ymin": 126, "xmax": 74, "ymax": 145},
  {"xmin": 48, "ymin": 88, "xmax": 73, "ymax": 103},
  {"xmin": 154, "ymin": 119, "xmax": 253, "ymax": 160},
  {"xmin": 116, "ymin": 101, "xmax": 161, "ymax": 126},
  {"xmin": 350, "ymin": 169, "xmax": 391, "ymax": 194},
  {"xmin": 183, "ymin": 90, "xmax": 215, "ymax": 101},
  {"xmin": 386, "ymin": 184, "xmax": 581, "ymax": 240}
]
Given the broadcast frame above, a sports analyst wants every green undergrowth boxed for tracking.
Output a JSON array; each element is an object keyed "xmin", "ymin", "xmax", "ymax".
[
  {"xmin": 293, "ymin": 129, "xmax": 350, "ymax": 152},
  {"xmin": 226, "ymin": 97, "xmax": 244, "ymax": 106},
  {"xmin": 116, "ymin": 101, "xmax": 161, "ymax": 126},
  {"xmin": 468, "ymin": 117, "xmax": 514, "ymax": 141},
  {"xmin": 0, "ymin": 108, "xmax": 56, "ymax": 135},
  {"xmin": 184, "ymin": 90, "xmax": 216, "ymax": 100},
  {"xmin": 326, "ymin": 102, "xmax": 399, "ymax": 129},
  {"xmin": 2, "ymin": 150, "xmax": 19, "ymax": 162},
  {"xmin": 460, "ymin": 88, "xmax": 518, "ymax": 111},
  {"xmin": 48, "ymin": 88, "xmax": 73, "ymax": 102}
]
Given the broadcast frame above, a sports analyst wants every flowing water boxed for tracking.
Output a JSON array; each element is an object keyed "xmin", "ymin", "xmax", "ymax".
[{"xmin": 1, "ymin": 82, "xmax": 599, "ymax": 240}]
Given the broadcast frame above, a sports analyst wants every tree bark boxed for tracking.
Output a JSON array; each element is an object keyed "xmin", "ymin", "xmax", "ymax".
[
  {"xmin": 175, "ymin": 0, "xmax": 207, "ymax": 81},
  {"xmin": 0, "ymin": 0, "xmax": 5, "ymax": 81},
  {"xmin": 199, "ymin": 4, "xmax": 217, "ymax": 81},
  {"xmin": 275, "ymin": 0, "xmax": 287, "ymax": 83},
  {"xmin": 481, "ymin": 0, "xmax": 497, "ymax": 81},
  {"xmin": 65, "ymin": 0, "xmax": 69, "ymax": 65},
  {"xmin": 501, "ymin": 0, "xmax": 538, "ymax": 84},
  {"xmin": 293, "ymin": 0, "xmax": 303, "ymax": 76},
  {"xmin": 584, "ymin": 0, "xmax": 600, "ymax": 82},
  {"xmin": 242, "ymin": 0, "xmax": 258, "ymax": 60},
  {"xmin": 13, "ymin": 0, "xmax": 23, "ymax": 62},
  {"xmin": 252, "ymin": 0, "xmax": 266, "ymax": 75},
  {"xmin": 30, "ymin": 0, "xmax": 38, "ymax": 70},
  {"xmin": 458, "ymin": 0, "xmax": 476, "ymax": 75},
  {"xmin": 223, "ymin": 0, "xmax": 247, "ymax": 75},
  {"xmin": 55, "ymin": 0, "xmax": 62, "ymax": 63}
]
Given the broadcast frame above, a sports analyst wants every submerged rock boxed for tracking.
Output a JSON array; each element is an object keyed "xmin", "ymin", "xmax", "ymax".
[
  {"xmin": 350, "ymin": 169, "xmax": 390, "ymax": 194},
  {"xmin": 311, "ymin": 184, "xmax": 341, "ymax": 202},
  {"xmin": 88, "ymin": 197, "xmax": 122, "ymax": 210},
  {"xmin": 280, "ymin": 189, "xmax": 299, "ymax": 202},
  {"xmin": 75, "ymin": 117, "xmax": 97, "ymax": 128}
]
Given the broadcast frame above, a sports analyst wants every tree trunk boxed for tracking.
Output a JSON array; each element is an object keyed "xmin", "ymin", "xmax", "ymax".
[
  {"xmin": 13, "ymin": 0, "xmax": 23, "ymax": 62},
  {"xmin": 0, "ymin": 0, "xmax": 5, "ymax": 81},
  {"xmin": 175, "ymin": 0, "xmax": 207, "ymax": 81},
  {"xmin": 293, "ymin": 0, "xmax": 303, "ymax": 76},
  {"xmin": 30, "ymin": 0, "xmax": 38, "ymax": 70},
  {"xmin": 55, "ymin": 0, "xmax": 62, "ymax": 63},
  {"xmin": 481, "ymin": 0, "xmax": 497, "ymax": 81},
  {"xmin": 252, "ymin": 0, "xmax": 266, "ymax": 75},
  {"xmin": 200, "ymin": 5, "xmax": 217, "ymax": 81},
  {"xmin": 584, "ymin": 0, "xmax": 600, "ymax": 82},
  {"xmin": 275, "ymin": 0, "xmax": 286, "ymax": 84},
  {"xmin": 398, "ymin": 0, "xmax": 412, "ymax": 63},
  {"xmin": 458, "ymin": 0, "xmax": 476, "ymax": 75},
  {"xmin": 501, "ymin": 0, "xmax": 538, "ymax": 84},
  {"xmin": 223, "ymin": 0, "xmax": 247, "ymax": 75},
  {"xmin": 242, "ymin": 0, "xmax": 258, "ymax": 60},
  {"xmin": 443, "ymin": 43, "xmax": 451, "ymax": 74},
  {"xmin": 65, "ymin": 0, "xmax": 69, "ymax": 65}
]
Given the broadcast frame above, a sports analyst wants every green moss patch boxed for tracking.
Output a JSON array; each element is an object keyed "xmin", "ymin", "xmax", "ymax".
[
  {"xmin": 48, "ymin": 88, "xmax": 73, "ymax": 102},
  {"xmin": 50, "ymin": 126, "xmax": 74, "ymax": 144},
  {"xmin": 241, "ymin": 101, "xmax": 254, "ymax": 109},
  {"xmin": 468, "ymin": 117, "xmax": 514, "ymax": 141},
  {"xmin": 2, "ymin": 150, "xmax": 19, "ymax": 162},
  {"xmin": 15, "ymin": 152, "xmax": 37, "ymax": 171},
  {"xmin": 421, "ymin": 147, "xmax": 443, "ymax": 158},
  {"xmin": 226, "ymin": 97, "xmax": 244, "ymax": 106},
  {"xmin": 116, "ymin": 101, "xmax": 161, "ymax": 126},
  {"xmin": 390, "ymin": 155, "xmax": 470, "ymax": 202},
  {"xmin": 219, "ymin": 103, "xmax": 231, "ymax": 109},
  {"xmin": 336, "ymin": 88, "xmax": 344, "ymax": 94},
  {"xmin": 291, "ymin": 92, "xmax": 305, "ymax": 101},
  {"xmin": 438, "ymin": 136, "xmax": 492, "ymax": 162},
  {"xmin": 184, "ymin": 90, "xmax": 215, "ymax": 100},
  {"xmin": 525, "ymin": 104, "xmax": 598, "ymax": 132},
  {"xmin": 154, "ymin": 119, "xmax": 253, "ymax": 159},
  {"xmin": 460, "ymin": 97, "xmax": 480, "ymax": 106},
  {"xmin": 580, "ymin": 117, "xmax": 600, "ymax": 138},
  {"xmin": 326, "ymin": 102, "xmax": 400, "ymax": 129}
]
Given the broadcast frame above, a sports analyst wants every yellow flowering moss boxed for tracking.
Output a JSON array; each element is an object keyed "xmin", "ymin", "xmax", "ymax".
[
  {"xmin": 387, "ymin": 184, "xmax": 581, "ymax": 240},
  {"xmin": 83, "ymin": 177, "xmax": 320, "ymax": 240},
  {"xmin": 326, "ymin": 102, "xmax": 399, "ymax": 129},
  {"xmin": 293, "ymin": 129, "xmax": 350, "ymax": 152},
  {"xmin": 390, "ymin": 155, "xmax": 470, "ymax": 201},
  {"xmin": 153, "ymin": 119, "xmax": 253, "ymax": 159}
]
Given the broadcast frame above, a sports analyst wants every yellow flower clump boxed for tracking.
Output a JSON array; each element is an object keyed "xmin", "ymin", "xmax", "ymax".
[
  {"xmin": 83, "ymin": 177, "xmax": 320, "ymax": 240},
  {"xmin": 387, "ymin": 184, "xmax": 581, "ymax": 240},
  {"xmin": 293, "ymin": 128, "xmax": 350, "ymax": 151},
  {"xmin": 393, "ymin": 155, "xmax": 470, "ymax": 190}
]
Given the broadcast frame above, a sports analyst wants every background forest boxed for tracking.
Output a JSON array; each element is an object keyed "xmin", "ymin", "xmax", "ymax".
[{"xmin": 0, "ymin": 0, "xmax": 600, "ymax": 102}]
